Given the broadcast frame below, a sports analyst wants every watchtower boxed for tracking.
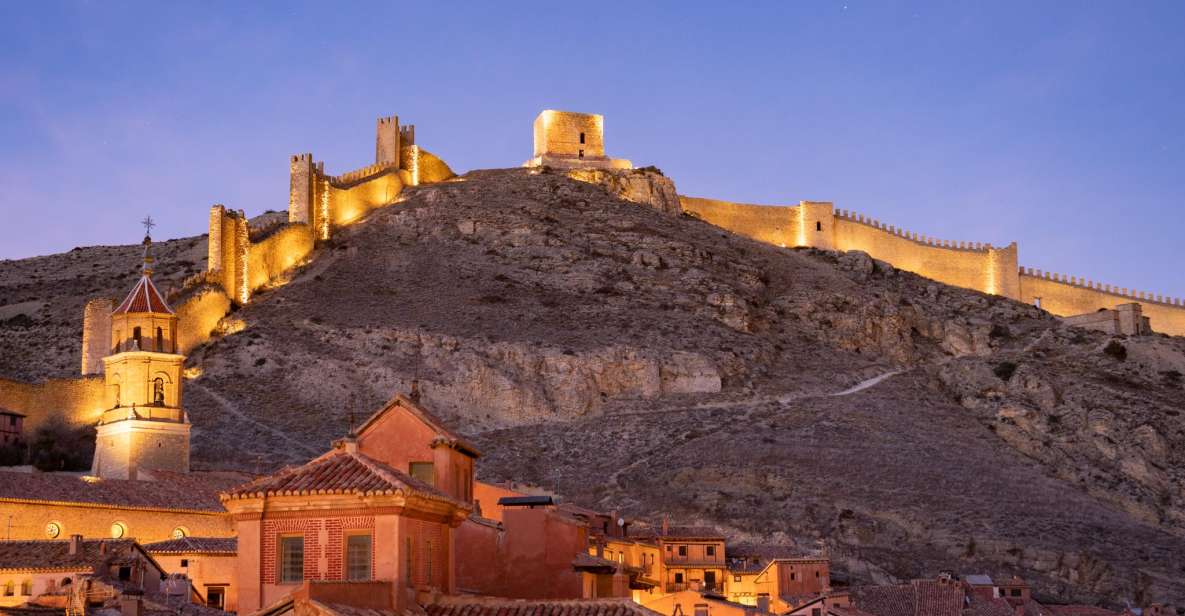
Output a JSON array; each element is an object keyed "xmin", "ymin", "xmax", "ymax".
[{"xmin": 525, "ymin": 110, "xmax": 631, "ymax": 170}]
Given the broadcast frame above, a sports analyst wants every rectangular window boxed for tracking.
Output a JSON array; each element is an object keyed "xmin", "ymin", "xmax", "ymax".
[
  {"xmin": 675, "ymin": 573, "xmax": 684, "ymax": 584},
  {"xmin": 706, "ymin": 546, "xmax": 716, "ymax": 556},
  {"xmin": 410, "ymin": 462, "xmax": 435, "ymax": 486},
  {"xmin": 678, "ymin": 545, "xmax": 687, "ymax": 556},
  {"xmin": 1011, "ymin": 589, "xmax": 1022, "ymax": 597},
  {"xmin": 279, "ymin": 535, "xmax": 304, "ymax": 584},
  {"xmin": 816, "ymin": 221, "xmax": 823, "ymax": 231},
  {"xmin": 579, "ymin": 132, "xmax": 586, "ymax": 144},
  {"xmin": 346, "ymin": 534, "xmax": 373, "ymax": 581},
  {"xmin": 790, "ymin": 572, "xmax": 796, "ymax": 581},
  {"xmin": 118, "ymin": 566, "xmax": 132, "ymax": 581},
  {"xmin": 180, "ymin": 559, "xmax": 189, "ymax": 568},
  {"xmin": 734, "ymin": 575, "xmax": 741, "ymax": 582},
  {"xmin": 812, "ymin": 609, "xmax": 821, "ymax": 616},
  {"xmin": 578, "ymin": 149, "xmax": 585, "ymax": 159}
]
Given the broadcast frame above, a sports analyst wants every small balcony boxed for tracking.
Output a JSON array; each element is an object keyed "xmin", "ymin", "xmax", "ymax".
[{"xmin": 98, "ymin": 405, "xmax": 185, "ymax": 425}]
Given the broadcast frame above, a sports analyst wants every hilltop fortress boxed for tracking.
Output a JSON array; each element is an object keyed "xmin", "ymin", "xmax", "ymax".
[{"xmin": 1, "ymin": 107, "xmax": 1183, "ymax": 435}]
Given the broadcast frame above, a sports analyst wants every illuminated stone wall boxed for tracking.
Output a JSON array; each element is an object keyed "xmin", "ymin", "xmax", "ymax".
[
  {"xmin": 679, "ymin": 196, "xmax": 797, "ymax": 247},
  {"xmin": 247, "ymin": 223, "xmax": 315, "ymax": 293},
  {"xmin": 533, "ymin": 110, "xmax": 605, "ymax": 159},
  {"xmin": 1019, "ymin": 269, "xmax": 1185, "ymax": 336},
  {"xmin": 0, "ymin": 374, "xmax": 106, "ymax": 431},
  {"xmin": 174, "ymin": 285, "xmax": 232, "ymax": 354},
  {"xmin": 0, "ymin": 500, "xmax": 231, "ymax": 542},
  {"xmin": 208, "ymin": 205, "xmax": 249, "ymax": 304},
  {"xmin": 401, "ymin": 145, "xmax": 455, "ymax": 186},
  {"xmin": 93, "ymin": 419, "xmax": 190, "ymax": 480},
  {"xmin": 832, "ymin": 210, "xmax": 1019, "ymax": 298}
]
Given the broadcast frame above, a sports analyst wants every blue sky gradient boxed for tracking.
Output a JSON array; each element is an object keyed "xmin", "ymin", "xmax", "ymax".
[{"xmin": 1, "ymin": 2, "xmax": 1182, "ymax": 297}]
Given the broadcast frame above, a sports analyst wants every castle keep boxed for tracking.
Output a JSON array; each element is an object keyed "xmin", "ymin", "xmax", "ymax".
[{"xmin": 525, "ymin": 110, "xmax": 632, "ymax": 170}]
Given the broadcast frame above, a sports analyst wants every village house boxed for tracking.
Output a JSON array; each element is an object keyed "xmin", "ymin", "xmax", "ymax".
[
  {"xmin": 220, "ymin": 393, "xmax": 476, "ymax": 614},
  {"xmin": 723, "ymin": 545, "xmax": 835, "ymax": 613},
  {"xmin": 0, "ymin": 535, "xmax": 216, "ymax": 616},
  {"xmin": 142, "ymin": 537, "xmax": 238, "ymax": 612}
]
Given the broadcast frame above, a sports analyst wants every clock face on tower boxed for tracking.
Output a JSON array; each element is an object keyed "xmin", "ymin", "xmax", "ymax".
[{"xmin": 45, "ymin": 521, "xmax": 61, "ymax": 538}]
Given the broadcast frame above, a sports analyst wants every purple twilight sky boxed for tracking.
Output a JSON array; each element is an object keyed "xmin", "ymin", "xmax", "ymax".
[{"xmin": 1, "ymin": 2, "xmax": 1183, "ymax": 297}]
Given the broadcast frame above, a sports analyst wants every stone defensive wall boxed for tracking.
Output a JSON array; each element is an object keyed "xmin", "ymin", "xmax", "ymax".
[
  {"xmin": 682, "ymin": 194, "xmax": 1185, "ymax": 335},
  {"xmin": 679, "ymin": 196, "xmax": 797, "ymax": 246},
  {"xmin": 831, "ymin": 208, "xmax": 1020, "ymax": 299},
  {"xmin": 1019, "ymin": 269, "xmax": 1185, "ymax": 336},
  {"xmin": 0, "ymin": 374, "xmax": 105, "ymax": 431},
  {"xmin": 681, "ymin": 196, "xmax": 1020, "ymax": 299}
]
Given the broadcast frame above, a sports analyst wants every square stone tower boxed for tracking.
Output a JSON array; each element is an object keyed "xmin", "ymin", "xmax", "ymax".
[{"xmin": 525, "ymin": 110, "xmax": 631, "ymax": 170}]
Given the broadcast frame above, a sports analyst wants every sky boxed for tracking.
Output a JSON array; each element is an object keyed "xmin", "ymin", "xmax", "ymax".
[{"xmin": 1, "ymin": 2, "xmax": 1183, "ymax": 298}]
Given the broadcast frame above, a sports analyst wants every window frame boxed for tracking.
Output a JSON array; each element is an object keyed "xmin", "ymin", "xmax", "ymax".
[
  {"xmin": 344, "ymin": 532, "xmax": 373, "ymax": 581},
  {"xmin": 409, "ymin": 461, "xmax": 435, "ymax": 487},
  {"xmin": 278, "ymin": 534, "xmax": 305, "ymax": 585}
]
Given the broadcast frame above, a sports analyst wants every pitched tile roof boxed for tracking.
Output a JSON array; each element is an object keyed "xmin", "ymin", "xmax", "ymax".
[
  {"xmin": 221, "ymin": 446, "xmax": 463, "ymax": 507},
  {"xmin": 425, "ymin": 596, "xmax": 663, "ymax": 616},
  {"xmin": 141, "ymin": 537, "xmax": 237, "ymax": 555},
  {"xmin": 1044, "ymin": 606, "xmax": 1122, "ymax": 616},
  {"xmin": 113, "ymin": 275, "xmax": 173, "ymax": 315},
  {"xmin": 661, "ymin": 525, "xmax": 725, "ymax": 539},
  {"xmin": 0, "ymin": 539, "xmax": 141, "ymax": 572},
  {"xmin": 853, "ymin": 581, "xmax": 964, "ymax": 616},
  {"xmin": 0, "ymin": 470, "xmax": 241, "ymax": 512}
]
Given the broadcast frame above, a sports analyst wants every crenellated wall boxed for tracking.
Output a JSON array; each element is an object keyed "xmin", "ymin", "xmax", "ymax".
[
  {"xmin": 832, "ymin": 209, "xmax": 1020, "ymax": 299},
  {"xmin": 1019, "ymin": 269, "xmax": 1185, "ymax": 336},
  {"xmin": 681, "ymin": 196, "xmax": 1020, "ymax": 299}
]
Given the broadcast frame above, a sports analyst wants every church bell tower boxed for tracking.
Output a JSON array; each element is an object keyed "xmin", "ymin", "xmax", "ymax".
[{"xmin": 91, "ymin": 220, "xmax": 191, "ymax": 480}]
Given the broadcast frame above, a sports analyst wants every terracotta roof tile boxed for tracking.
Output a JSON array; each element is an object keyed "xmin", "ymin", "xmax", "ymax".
[
  {"xmin": 141, "ymin": 537, "xmax": 237, "ymax": 554},
  {"xmin": 221, "ymin": 447, "xmax": 462, "ymax": 507},
  {"xmin": 426, "ymin": 596, "xmax": 662, "ymax": 616},
  {"xmin": 854, "ymin": 581, "xmax": 964, "ymax": 616},
  {"xmin": 113, "ymin": 275, "xmax": 173, "ymax": 315},
  {"xmin": 0, "ymin": 539, "xmax": 140, "ymax": 572},
  {"xmin": 965, "ymin": 598, "xmax": 1018, "ymax": 616},
  {"xmin": 0, "ymin": 470, "xmax": 241, "ymax": 512}
]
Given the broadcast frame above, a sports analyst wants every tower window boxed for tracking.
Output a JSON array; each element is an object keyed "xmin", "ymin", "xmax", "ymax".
[
  {"xmin": 579, "ymin": 132, "xmax": 586, "ymax": 144},
  {"xmin": 578, "ymin": 149, "xmax": 585, "ymax": 159},
  {"xmin": 816, "ymin": 222, "xmax": 823, "ymax": 231},
  {"xmin": 156, "ymin": 327, "xmax": 163, "ymax": 352},
  {"xmin": 133, "ymin": 327, "xmax": 142, "ymax": 350},
  {"xmin": 153, "ymin": 377, "xmax": 165, "ymax": 406}
]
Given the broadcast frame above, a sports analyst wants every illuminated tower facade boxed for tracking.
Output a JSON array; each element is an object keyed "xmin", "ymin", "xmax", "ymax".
[{"xmin": 91, "ymin": 227, "xmax": 190, "ymax": 480}]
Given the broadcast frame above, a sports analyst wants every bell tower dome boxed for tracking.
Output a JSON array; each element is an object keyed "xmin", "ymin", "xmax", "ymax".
[{"xmin": 92, "ymin": 222, "xmax": 191, "ymax": 480}]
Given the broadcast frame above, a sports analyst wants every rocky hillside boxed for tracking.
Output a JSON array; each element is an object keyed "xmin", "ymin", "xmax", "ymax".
[{"xmin": 1, "ymin": 168, "xmax": 1183, "ymax": 606}]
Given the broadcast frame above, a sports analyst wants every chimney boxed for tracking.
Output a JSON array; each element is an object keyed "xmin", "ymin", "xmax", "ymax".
[
  {"xmin": 69, "ymin": 534, "xmax": 83, "ymax": 555},
  {"xmin": 661, "ymin": 516, "xmax": 669, "ymax": 536},
  {"xmin": 100, "ymin": 541, "xmax": 108, "ymax": 555},
  {"xmin": 338, "ymin": 435, "xmax": 358, "ymax": 454},
  {"xmin": 120, "ymin": 590, "xmax": 144, "ymax": 616},
  {"xmin": 409, "ymin": 379, "xmax": 421, "ymax": 403}
]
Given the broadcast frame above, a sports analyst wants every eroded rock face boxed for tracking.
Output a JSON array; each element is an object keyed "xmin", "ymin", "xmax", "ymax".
[{"xmin": 566, "ymin": 167, "xmax": 683, "ymax": 215}]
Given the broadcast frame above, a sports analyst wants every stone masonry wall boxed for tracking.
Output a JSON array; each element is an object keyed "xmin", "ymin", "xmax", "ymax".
[
  {"xmin": 247, "ymin": 223, "xmax": 315, "ymax": 293},
  {"xmin": 832, "ymin": 210, "xmax": 1019, "ymax": 299},
  {"xmin": 0, "ymin": 374, "xmax": 105, "ymax": 430},
  {"xmin": 80, "ymin": 298, "xmax": 114, "ymax": 375},
  {"xmin": 1019, "ymin": 270, "xmax": 1185, "ymax": 336},
  {"xmin": 680, "ymin": 196, "xmax": 797, "ymax": 247}
]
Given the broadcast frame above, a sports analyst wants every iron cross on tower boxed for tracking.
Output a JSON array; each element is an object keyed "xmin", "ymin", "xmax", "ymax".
[{"xmin": 141, "ymin": 215, "xmax": 156, "ymax": 237}]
